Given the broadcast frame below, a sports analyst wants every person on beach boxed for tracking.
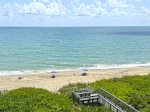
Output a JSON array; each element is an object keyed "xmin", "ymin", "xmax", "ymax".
[{"xmin": 51, "ymin": 71, "xmax": 57, "ymax": 78}]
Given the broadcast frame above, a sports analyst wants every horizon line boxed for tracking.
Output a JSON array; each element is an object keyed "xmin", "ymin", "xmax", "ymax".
[{"xmin": 0, "ymin": 25, "xmax": 150, "ymax": 28}]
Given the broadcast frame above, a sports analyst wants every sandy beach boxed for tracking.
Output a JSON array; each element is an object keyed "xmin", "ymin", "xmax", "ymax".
[{"xmin": 0, "ymin": 66, "xmax": 150, "ymax": 92}]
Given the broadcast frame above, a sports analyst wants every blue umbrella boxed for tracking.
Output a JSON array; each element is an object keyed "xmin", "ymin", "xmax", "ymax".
[
  {"xmin": 81, "ymin": 68, "xmax": 88, "ymax": 71},
  {"xmin": 51, "ymin": 71, "xmax": 57, "ymax": 73}
]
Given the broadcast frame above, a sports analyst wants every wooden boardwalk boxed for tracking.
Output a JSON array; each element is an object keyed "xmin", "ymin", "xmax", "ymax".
[
  {"xmin": 72, "ymin": 88, "xmax": 139, "ymax": 112},
  {"xmin": 97, "ymin": 88, "xmax": 139, "ymax": 112}
]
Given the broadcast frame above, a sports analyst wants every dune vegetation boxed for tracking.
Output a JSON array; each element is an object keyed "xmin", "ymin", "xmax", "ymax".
[
  {"xmin": 0, "ymin": 88, "xmax": 110, "ymax": 112},
  {"xmin": 1, "ymin": 74, "xmax": 150, "ymax": 112}
]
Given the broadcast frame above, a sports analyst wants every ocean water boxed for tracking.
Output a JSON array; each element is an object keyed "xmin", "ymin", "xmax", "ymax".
[{"xmin": 0, "ymin": 27, "xmax": 150, "ymax": 75}]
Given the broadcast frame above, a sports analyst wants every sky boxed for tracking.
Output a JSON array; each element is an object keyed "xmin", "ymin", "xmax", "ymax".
[{"xmin": 0, "ymin": 0, "xmax": 150, "ymax": 27}]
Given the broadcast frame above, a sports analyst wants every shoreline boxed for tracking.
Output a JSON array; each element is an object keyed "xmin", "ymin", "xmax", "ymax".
[
  {"xmin": 0, "ymin": 66, "xmax": 150, "ymax": 92},
  {"xmin": 1, "ymin": 63, "xmax": 150, "ymax": 76}
]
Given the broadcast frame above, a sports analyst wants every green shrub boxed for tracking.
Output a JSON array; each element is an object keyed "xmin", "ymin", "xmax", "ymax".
[
  {"xmin": 0, "ymin": 88, "xmax": 72, "ymax": 112},
  {"xmin": 0, "ymin": 87, "xmax": 111, "ymax": 112}
]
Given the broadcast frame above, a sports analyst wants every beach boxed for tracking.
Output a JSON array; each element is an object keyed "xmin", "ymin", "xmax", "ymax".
[{"xmin": 0, "ymin": 66, "xmax": 150, "ymax": 92}]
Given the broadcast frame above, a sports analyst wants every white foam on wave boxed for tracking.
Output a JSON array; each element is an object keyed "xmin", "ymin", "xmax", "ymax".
[
  {"xmin": 0, "ymin": 70, "xmax": 37, "ymax": 76},
  {"xmin": 89, "ymin": 63, "xmax": 150, "ymax": 70},
  {"xmin": 0, "ymin": 63, "xmax": 150, "ymax": 76},
  {"xmin": 0, "ymin": 69, "xmax": 76, "ymax": 76}
]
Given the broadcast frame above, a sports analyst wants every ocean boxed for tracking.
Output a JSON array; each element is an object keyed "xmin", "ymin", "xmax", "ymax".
[{"xmin": 0, "ymin": 27, "xmax": 150, "ymax": 75}]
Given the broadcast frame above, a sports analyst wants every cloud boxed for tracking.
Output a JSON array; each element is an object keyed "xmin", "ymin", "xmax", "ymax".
[
  {"xmin": 0, "ymin": 0, "xmax": 150, "ymax": 18},
  {"xmin": 111, "ymin": 8, "xmax": 128, "ymax": 16},
  {"xmin": 134, "ymin": 0, "xmax": 143, "ymax": 1},
  {"xmin": 16, "ymin": 0, "xmax": 67, "ymax": 16},
  {"xmin": 74, "ymin": 0, "xmax": 107, "ymax": 17},
  {"xmin": 73, "ymin": 0, "xmax": 150, "ymax": 17},
  {"xmin": 140, "ymin": 7, "xmax": 150, "ymax": 15},
  {"xmin": 107, "ymin": 0, "xmax": 129, "ymax": 8},
  {"xmin": 107, "ymin": 0, "xmax": 135, "ymax": 16},
  {"xmin": 0, "ymin": 4, "xmax": 14, "ymax": 17},
  {"xmin": 73, "ymin": 0, "xmax": 130, "ymax": 17}
]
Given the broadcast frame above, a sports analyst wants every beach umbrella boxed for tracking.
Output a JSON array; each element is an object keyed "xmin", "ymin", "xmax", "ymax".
[
  {"xmin": 81, "ymin": 68, "xmax": 88, "ymax": 71},
  {"xmin": 81, "ymin": 68, "xmax": 88, "ymax": 76},
  {"xmin": 51, "ymin": 71, "xmax": 57, "ymax": 73}
]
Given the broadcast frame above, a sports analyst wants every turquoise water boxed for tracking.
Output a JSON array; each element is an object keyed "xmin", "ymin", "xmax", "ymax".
[{"xmin": 0, "ymin": 27, "xmax": 150, "ymax": 75}]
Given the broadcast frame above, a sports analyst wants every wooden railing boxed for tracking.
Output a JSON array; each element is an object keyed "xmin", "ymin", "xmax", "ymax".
[
  {"xmin": 98, "ymin": 94, "xmax": 124, "ymax": 112},
  {"xmin": 96, "ymin": 88, "xmax": 139, "ymax": 112},
  {"xmin": 72, "ymin": 88, "xmax": 139, "ymax": 112}
]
